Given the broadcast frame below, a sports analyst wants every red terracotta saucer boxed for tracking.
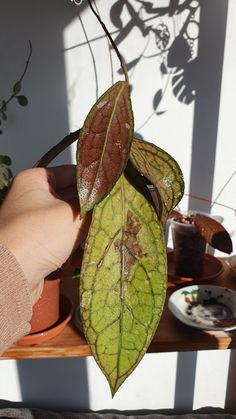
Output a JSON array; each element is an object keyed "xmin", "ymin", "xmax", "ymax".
[{"xmin": 16, "ymin": 295, "xmax": 73, "ymax": 346}]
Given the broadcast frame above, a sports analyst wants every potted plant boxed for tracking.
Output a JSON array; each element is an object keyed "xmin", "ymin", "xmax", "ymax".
[
  {"xmin": 32, "ymin": 0, "xmax": 184, "ymax": 395},
  {"xmin": 6, "ymin": 0, "xmax": 233, "ymax": 397},
  {"xmin": 170, "ymin": 210, "xmax": 232, "ymax": 278}
]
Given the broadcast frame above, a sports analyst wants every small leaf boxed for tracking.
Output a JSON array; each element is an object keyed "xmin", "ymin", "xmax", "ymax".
[
  {"xmin": 77, "ymin": 81, "xmax": 134, "ymax": 217},
  {"xmin": 194, "ymin": 214, "xmax": 233, "ymax": 254},
  {"xmin": 0, "ymin": 165, "xmax": 11, "ymax": 189},
  {"xmin": 80, "ymin": 174, "xmax": 167, "ymax": 395},
  {"xmin": 0, "ymin": 155, "xmax": 12, "ymax": 166},
  {"xmin": 16, "ymin": 95, "xmax": 28, "ymax": 106},
  {"xmin": 153, "ymin": 89, "xmax": 162, "ymax": 112},
  {"xmin": 13, "ymin": 81, "xmax": 22, "ymax": 94},
  {"xmin": 130, "ymin": 138, "xmax": 184, "ymax": 224}
]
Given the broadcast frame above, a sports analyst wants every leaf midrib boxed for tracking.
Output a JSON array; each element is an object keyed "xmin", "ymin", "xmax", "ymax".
[{"xmin": 89, "ymin": 82, "xmax": 126, "ymax": 201}]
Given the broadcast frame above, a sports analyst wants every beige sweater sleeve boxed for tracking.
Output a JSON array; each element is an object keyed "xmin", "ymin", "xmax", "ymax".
[{"xmin": 0, "ymin": 243, "xmax": 32, "ymax": 356}]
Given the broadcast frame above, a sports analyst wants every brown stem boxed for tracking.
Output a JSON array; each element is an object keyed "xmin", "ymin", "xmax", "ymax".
[
  {"xmin": 87, "ymin": 0, "xmax": 129, "ymax": 83},
  {"xmin": 185, "ymin": 193, "xmax": 236, "ymax": 213},
  {"xmin": 34, "ymin": 129, "xmax": 81, "ymax": 168}
]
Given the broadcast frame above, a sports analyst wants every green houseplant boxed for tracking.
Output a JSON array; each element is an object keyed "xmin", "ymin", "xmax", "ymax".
[
  {"xmin": 3, "ymin": 0, "xmax": 233, "ymax": 396},
  {"xmin": 33, "ymin": 0, "xmax": 184, "ymax": 395}
]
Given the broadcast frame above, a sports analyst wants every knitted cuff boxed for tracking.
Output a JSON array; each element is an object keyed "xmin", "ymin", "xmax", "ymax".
[{"xmin": 0, "ymin": 243, "xmax": 32, "ymax": 355}]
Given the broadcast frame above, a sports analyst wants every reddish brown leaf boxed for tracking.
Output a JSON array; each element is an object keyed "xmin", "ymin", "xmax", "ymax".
[
  {"xmin": 194, "ymin": 214, "xmax": 233, "ymax": 254},
  {"xmin": 169, "ymin": 209, "xmax": 183, "ymax": 221},
  {"xmin": 77, "ymin": 81, "xmax": 134, "ymax": 216}
]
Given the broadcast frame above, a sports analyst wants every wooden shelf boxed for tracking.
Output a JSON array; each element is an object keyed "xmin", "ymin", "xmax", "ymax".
[{"xmin": 2, "ymin": 259, "xmax": 236, "ymax": 360}]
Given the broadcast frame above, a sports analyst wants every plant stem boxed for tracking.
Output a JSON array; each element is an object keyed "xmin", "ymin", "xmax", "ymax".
[
  {"xmin": 34, "ymin": 128, "xmax": 236, "ymax": 214},
  {"xmin": 34, "ymin": 129, "xmax": 80, "ymax": 168},
  {"xmin": 92, "ymin": 0, "xmax": 114, "ymax": 85},
  {"xmin": 19, "ymin": 40, "xmax": 32, "ymax": 83},
  {"xmin": 185, "ymin": 193, "xmax": 236, "ymax": 213},
  {"xmin": 87, "ymin": 0, "xmax": 129, "ymax": 83}
]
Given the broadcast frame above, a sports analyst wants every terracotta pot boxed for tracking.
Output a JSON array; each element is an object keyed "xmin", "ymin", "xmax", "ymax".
[{"xmin": 30, "ymin": 275, "xmax": 61, "ymax": 334}]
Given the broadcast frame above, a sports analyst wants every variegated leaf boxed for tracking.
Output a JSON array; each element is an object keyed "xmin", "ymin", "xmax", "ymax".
[
  {"xmin": 130, "ymin": 138, "xmax": 184, "ymax": 224},
  {"xmin": 80, "ymin": 173, "xmax": 167, "ymax": 395}
]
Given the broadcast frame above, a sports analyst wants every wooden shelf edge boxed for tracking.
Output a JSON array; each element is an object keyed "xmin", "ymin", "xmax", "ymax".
[{"xmin": 1, "ymin": 262, "xmax": 236, "ymax": 360}]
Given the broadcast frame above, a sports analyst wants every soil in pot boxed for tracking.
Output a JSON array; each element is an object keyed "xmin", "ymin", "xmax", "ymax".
[{"xmin": 171, "ymin": 214, "xmax": 206, "ymax": 278}]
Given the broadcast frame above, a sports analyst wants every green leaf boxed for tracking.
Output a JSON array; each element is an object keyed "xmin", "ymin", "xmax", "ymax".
[
  {"xmin": 0, "ymin": 166, "xmax": 11, "ymax": 189},
  {"xmin": 77, "ymin": 81, "xmax": 134, "ymax": 217},
  {"xmin": 194, "ymin": 214, "xmax": 233, "ymax": 254},
  {"xmin": 130, "ymin": 138, "xmax": 184, "ymax": 224},
  {"xmin": 16, "ymin": 95, "xmax": 28, "ymax": 106},
  {"xmin": 80, "ymin": 173, "xmax": 167, "ymax": 395},
  {"xmin": 13, "ymin": 81, "xmax": 22, "ymax": 94},
  {"xmin": 0, "ymin": 155, "xmax": 12, "ymax": 166}
]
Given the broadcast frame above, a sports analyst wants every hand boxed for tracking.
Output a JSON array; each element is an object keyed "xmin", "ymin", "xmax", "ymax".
[{"xmin": 0, "ymin": 165, "xmax": 90, "ymax": 305}]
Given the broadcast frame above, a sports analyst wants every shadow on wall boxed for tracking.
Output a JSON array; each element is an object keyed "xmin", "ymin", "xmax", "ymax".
[
  {"xmin": 16, "ymin": 358, "xmax": 89, "ymax": 411},
  {"xmin": 0, "ymin": 0, "xmax": 86, "ymax": 172},
  {"xmin": 108, "ymin": 0, "xmax": 229, "ymax": 213}
]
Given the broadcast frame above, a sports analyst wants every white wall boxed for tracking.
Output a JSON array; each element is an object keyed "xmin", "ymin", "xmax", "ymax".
[{"xmin": 0, "ymin": 0, "xmax": 236, "ymax": 413}]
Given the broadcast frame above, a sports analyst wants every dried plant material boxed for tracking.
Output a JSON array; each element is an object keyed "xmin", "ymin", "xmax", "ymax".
[{"xmin": 194, "ymin": 214, "xmax": 232, "ymax": 254}]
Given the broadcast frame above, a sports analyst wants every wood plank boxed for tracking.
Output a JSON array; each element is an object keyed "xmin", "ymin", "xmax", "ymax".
[{"xmin": 1, "ymin": 259, "xmax": 236, "ymax": 360}]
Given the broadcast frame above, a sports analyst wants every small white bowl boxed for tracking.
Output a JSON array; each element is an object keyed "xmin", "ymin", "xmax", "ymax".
[
  {"xmin": 226, "ymin": 255, "xmax": 236, "ymax": 278},
  {"xmin": 168, "ymin": 284, "xmax": 236, "ymax": 331}
]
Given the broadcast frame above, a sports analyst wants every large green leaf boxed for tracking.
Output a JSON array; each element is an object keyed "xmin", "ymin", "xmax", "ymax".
[
  {"xmin": 130, "ymin": 138, "xmax": 184, "ymax": 224},
  {"xmin": 80, "ymin": 173, "xmax": 167, "ymax": 395},
  {"xmin": 77, "ymin": 81, "xmax": 134, "ymax": 217}
]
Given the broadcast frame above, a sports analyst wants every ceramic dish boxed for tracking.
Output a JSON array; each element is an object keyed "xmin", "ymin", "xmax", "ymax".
[
  {"xmin": 168, "ymin": 284, "xmax": 236, "ymax": 331},
  {"xmin": 16, "ymin": 295, "xmax": 73, "ymax": 346},
  {"xmin": 167, "ymin": 252, "xmax": 224, "ymax": 282}
]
